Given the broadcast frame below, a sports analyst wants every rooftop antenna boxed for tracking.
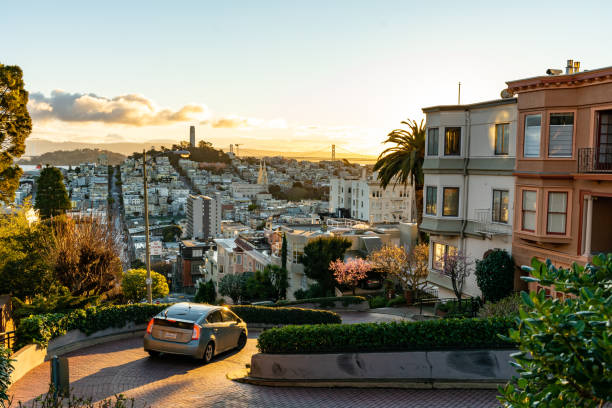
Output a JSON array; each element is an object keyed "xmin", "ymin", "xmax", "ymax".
[{"xmin": 458, "ymin": 82, "xmax": 461, "ymax": 104}]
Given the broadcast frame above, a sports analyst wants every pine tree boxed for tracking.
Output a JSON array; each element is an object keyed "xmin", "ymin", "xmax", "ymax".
[
  {"xmin": 281, "ymin": 233, "xmax": 288, "ymax": 270},
  {"xmin": 0, "ymin": 64, "xmax": 32, "ymax": 203},
  {"xmin": 35, "ymin": 166, "xmax": 71, "ymax": 218}
]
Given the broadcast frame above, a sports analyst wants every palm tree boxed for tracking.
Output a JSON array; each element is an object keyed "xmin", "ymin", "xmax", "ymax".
[{"xmin": 374, "ymin": 118, "xmax": 426, "ymax": 226}]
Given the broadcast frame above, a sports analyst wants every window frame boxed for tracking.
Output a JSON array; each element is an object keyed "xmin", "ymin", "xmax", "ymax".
[
  {"xmin": 522, "ymin": 113, "xmax": 543, "ymax": 159},
  {"xmin": 425, "ymin": 186, "xmax": 437, "ymax": 216},
  {"xmin": 444, "ymin": 127, "xmax": 462, "ymax": 156},
  {"xmin": 521, "ymin": 189, "xmax": 537, "ymax": 232},
  {"xmin": 547, "ymin": 111, "xmax": 575, "ymax": 158},
  {"xmin": 432, "ymin": 242, "xmax": 457, "ymax": 271},
  {"xmin": 546, "ymin": 191, "xmax": 568, "ymax": 235},
  {"xmin": 427, "ymin": 127, "xmax": 439, "ymax": 156},
  {"xmin": 442, "ymin": 187, "xmax": 460, "ymax": 217},
  {"xmin": 495, "ymin": 123, "xmax": 510, "ymax": 155},
  {"xmin": 491, "ymin": 189, "xmax": 509, "ymax": 224}
]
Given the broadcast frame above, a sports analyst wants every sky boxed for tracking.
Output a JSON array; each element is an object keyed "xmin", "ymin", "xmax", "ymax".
[{"xmin": 4, "ymin": 0, "xmax": 612, "ymax": 156}]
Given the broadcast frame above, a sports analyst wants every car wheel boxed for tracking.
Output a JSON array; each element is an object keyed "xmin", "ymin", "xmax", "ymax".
[
  {"xmin": 203, "ymin": 342, "xmax": 215, "ymax": 364},
  {"xmin": 147, "ymin": 350, "xmax": 160, "ymax": 358},
  {"xmin": 237, "ymin": 332, "xmax": 247, "ymax": 350}
]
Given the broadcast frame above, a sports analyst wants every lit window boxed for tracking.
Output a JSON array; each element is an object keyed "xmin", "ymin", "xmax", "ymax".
[
  {"xmin": 444, "ymin": 127, "xmax": 461, "ymax": 156},
  {"xmin": 433, "ymin": 242, "xmax": 457, "ymax": 270},
  {"xmin": 495, "ymin": 123, "xmax": 510, "ymax": 155},
  {"xmin": 492, "ymin": 190, "xmax": 509, "ymax": 223},
  {"xmin": 442, "ymin": 187, "xmax": 459, "ymax": 217}
]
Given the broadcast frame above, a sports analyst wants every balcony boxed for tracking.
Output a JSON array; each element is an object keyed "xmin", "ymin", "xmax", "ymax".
[
  {"xmin": 469, "ymin": 209, "xmax": 511, "ymax": 237},
  {"xmin": 578, "ymin": 147, "xmax": 612, "ymax": 173}
]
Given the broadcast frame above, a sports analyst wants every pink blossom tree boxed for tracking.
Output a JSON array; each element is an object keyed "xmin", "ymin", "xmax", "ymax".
[{"xmin": 329, "ymin": 258, "xmax": 373, "ymax": 295}]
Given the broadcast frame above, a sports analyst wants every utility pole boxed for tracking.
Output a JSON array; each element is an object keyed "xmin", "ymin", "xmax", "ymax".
[
  {"xmin": 142, "ymin": 149, "xmax": 152, "ymax": 303},
  {"xmin": 458, "ymin": 82, "xmax": 461, "ymax": 104}
]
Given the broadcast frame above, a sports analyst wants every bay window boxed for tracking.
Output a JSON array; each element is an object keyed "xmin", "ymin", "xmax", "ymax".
[
  {"xmin": 524, "ymin": 114, "xmax": 541, "ymax": 158},
  {"xmin": 547, "ymin": 192, "xmax": 568, "ymax": 234},
  {"xmin": 548, "ymin": 113, "xmax": 574, "ymax": 157}
]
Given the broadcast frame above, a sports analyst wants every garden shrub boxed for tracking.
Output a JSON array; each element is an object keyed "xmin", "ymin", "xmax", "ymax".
[
  {"xmin": 475, "ymin": 249, "xmax": 515, "ymax": 302},
  {"xmin": 277, "ymin": 296, "xmax": 366, "ymax": 308},
  {"xmin": 386, "ymin": 296, "xmax": 406, "ymax": 307},
  {"xmin": 16, "ymin": 303, "xmax": 341, "ymax": 349},
  {"xmin": 0, "ymin": 345, "xmax": 13, "ymax": 404},
  {"xmin": 257, "ymin": 317, "xmax": 516, "ymax": 354},
  {"xmin": 368, "ymin": 295, "xmax": 387, "ymax": 309},
  {"xmin": 477, "ymin": 293, "xmax": 521, "ymax": 319}
]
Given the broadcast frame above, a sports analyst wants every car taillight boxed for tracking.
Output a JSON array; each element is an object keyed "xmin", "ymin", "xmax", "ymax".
[
  {"xmin": 146, "ymin": 318, "xmax": 154, "ymax": 334},
  {"xmin": 191, "ymin": 325, "xmax": 200, "ymax": 340}
]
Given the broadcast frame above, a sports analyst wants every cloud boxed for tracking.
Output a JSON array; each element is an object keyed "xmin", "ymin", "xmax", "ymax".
[
  {"xmin": 28, "ymin": 90, "xmax": 209, "ymax": 126},
  {"xmin": 205, "ymin": 115, "xmax": 288, "ymax": 130}
]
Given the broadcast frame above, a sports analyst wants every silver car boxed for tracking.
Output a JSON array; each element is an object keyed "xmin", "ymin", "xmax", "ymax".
[{"xmin": 143, "ymin": 303, "xmax": 248, "ymax": 363}]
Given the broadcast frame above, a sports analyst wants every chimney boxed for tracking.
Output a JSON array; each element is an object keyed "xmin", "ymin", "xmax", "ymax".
[
  {"xmin": 573, "ymin": 61, "xmax": 580, "ymax": 73},
  {"xmin": 566, "ymin": 59, "xmax": 574, "ymax": 75},
  {"xmin": 361, "ymin": 167, "xmax": 367, "ymax": 180}
]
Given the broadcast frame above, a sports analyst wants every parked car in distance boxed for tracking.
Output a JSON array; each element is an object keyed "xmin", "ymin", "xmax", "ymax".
[
  {"xmin": 358, "ymin": 271, "xmax": 384, "ymax": 289},
  {"xmin": 144, "ymin": 302, "xmax": 247, "ymax": 363}
]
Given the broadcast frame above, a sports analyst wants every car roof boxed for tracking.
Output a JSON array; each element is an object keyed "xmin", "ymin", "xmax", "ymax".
[{"xmin": 162, "ymin": 302, "xmax": 221, "ymax": 321}]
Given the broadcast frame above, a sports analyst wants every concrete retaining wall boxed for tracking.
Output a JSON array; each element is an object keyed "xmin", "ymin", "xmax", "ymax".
[
  {"xmin": 250, "ymin": 349, "xmax": 518, "ymax": 382},
  {"xmin": 9, "ymin": 344, "xmax": 48, "ymax": 384}
]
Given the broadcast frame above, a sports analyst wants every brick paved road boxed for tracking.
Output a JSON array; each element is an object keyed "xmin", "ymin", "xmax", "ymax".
[{"xmin": 9, "ymin": 312, "xmax": 500, "ymax": 408}]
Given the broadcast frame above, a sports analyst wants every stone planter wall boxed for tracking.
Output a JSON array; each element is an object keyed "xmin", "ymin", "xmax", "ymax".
[{"xmin": 250, "ymin": 349, "xmax": 518, "ymax": 383}]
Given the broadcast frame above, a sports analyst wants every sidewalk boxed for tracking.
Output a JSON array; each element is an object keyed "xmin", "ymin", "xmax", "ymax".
[{"xmin": 369, "ymin": 305, "xmax": 437, "ymax": 320}]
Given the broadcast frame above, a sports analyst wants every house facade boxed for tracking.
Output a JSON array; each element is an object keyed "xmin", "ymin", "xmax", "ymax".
[
  {"xmin": 506, "ymin": 64, "xmax": 612, "ymax": 296},
  {"xmin": 421, "ymin": 98, "xmax": 517, "ymax": 298}
]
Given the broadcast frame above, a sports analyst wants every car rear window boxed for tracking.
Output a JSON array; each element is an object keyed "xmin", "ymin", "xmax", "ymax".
[{"xmin": 153, "ymin": 318, "xmax": 193, "ymax": 330}]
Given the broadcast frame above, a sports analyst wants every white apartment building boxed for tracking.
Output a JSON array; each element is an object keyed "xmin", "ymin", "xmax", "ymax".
[
  {"xmin": 420, "ymin": 98, "xmax": 517, "ymax": 298},
  {"xmin": 230, "ymin": 183, "xmax": 267, "ymax": 199},
  {"xmin": 186, "ymin": 193, "xmax": 222, "ymax": 240},
  {"xmin": 329, "ymin": 169, "xmax": 413, "ymax": 224}
]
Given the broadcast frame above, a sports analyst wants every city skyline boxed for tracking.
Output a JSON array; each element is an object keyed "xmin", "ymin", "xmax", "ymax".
[{"xmin": 4, "ymin": 0, "xmax": 612, "ymax": 155}]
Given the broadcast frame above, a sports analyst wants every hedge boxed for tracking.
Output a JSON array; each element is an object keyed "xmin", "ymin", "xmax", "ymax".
[
  {"xmin": 257, "ymin": 317, "xmax": 517, "ymax": 354},
  {"xmin": 275, "ymin": 296, "xmax": 366, "ymax": 308},
  {"xmin": 16, "ymin": 303, "xmax": 341, "ymax": 349}
]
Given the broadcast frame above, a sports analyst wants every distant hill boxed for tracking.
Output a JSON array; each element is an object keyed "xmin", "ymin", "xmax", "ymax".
[{"xmin": 19, "ymin": 149, "xmax": 126, "ymax": 166}]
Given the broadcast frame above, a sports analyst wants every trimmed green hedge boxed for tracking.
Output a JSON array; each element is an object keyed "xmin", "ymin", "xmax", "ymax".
[
  {"xmin": 16, "ymin": 303, "xmax": 341, "ymax": 349},
  {"xmin": 257, "ymin": 317, "xmax": 516, "ymax": 354},
  {"xmin": 275, "ymin": 296, "xmax": 366, "ymax": 308},
  {"xmin": 231, "ymin": 305, "xmax": 341, "ymax": 325}
]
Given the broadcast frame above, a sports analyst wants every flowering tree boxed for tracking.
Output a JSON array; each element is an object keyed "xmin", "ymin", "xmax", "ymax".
[
  {"xmin": 442, "ymin": 251, "xmax": 473, "ymax": 301},
  {"xmin": 329, "ymin": 258, "xmax": 372, "ymax": 295},
  {"xmin": 369, "ymin": 244, "xmax": 429, "ymax": 302}
]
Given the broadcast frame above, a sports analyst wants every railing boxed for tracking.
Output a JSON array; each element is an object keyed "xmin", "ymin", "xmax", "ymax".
[
  {"xmin": 471, "ymin": 209, "xmax": 511, "ymax": 236},
  {"xmin": 578, "ymin": 147, "xmax": 612, "ymax": 173},
  {"xmin": 0, "ymin": 331, "xmax": 16, "ymax": 349}
]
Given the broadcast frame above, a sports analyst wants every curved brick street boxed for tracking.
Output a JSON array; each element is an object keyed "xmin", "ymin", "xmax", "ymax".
[{"xmin": 9, "ymin": 313, "xmax": 500, "ymax": 407}]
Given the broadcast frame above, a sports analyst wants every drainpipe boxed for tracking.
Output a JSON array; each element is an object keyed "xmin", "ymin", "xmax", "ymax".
[{"xmin": 460, "ymin": 109, "xmax": 471, "ymax": 254}]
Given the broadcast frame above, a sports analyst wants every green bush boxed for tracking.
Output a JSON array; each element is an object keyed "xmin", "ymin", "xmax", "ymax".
[
  {"xmin": 477, "ymin": 293, "xmax": 521, "ymax": 318},
  {"xmin": 368, "ymin": 295, "xmax": 387, "ymax": 309},
  {"xmin": 0, "ymin": 345, "xmax": 13, "ymax": 404},
  {"xmin": 386, "ymin": 296, "xmax": 406, "ymax": 307},
  {"xmin": 257, "ymin": 317, "xmax": 516, "ymax": 354},
  {"xmin": 475, "ymin": 249, "xmax": 515, "ymax": 303},
  {"xmin": 194, "ymin": 280, "xmax": 216, "ymax": 304},
  {"xmin": 16, "ymin": 303, "xmax": 341, "ymax": 349},
  {"xmin": 499, "ymin": 255, "xmax": 612, "ymax": 407},
  {"xmin": 11, "ymin": 388, "xmax": 144, "ymax": 407},
  {"xmin": 231, "ymin": 305, "xmax": 341, "ymax": 325},
  {"xmin": 437, "ymin": 299, "xmax": 481, "ymax": 318},
  {"xmin": 277, "ymin": 296, "xmax": 366, "ymax": 308}
]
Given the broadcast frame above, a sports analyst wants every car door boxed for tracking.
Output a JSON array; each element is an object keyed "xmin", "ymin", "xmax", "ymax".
[
  {"xmin": 221, "ymin": 310, "xmax": 242, "ymax": 348},
  {"xmin": 206, "ymin": 310, "xmax": 228, "ymax": 352}
]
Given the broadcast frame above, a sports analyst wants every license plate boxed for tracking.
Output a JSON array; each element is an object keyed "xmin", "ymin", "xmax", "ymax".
[{"xmin": 164, "ymin": 332, "xmax": 177, "ymax": 339}]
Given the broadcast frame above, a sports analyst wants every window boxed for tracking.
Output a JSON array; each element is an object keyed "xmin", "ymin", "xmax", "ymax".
[
  {"xmin": 524, "ymin": 114, "xmax": 541, "ymax": 157},
  {"xmin": 547, "ymin": 192, "xmax": 567, "ymax": 234},
  {"xmin": 548, "ymin": 113, "xmax": 574, "ymax": 157},
  {"xmin": 425, "ymin": 186, "xmax": 437, "ymax": 215},
  {"xmin": 222, "ymin": 310, "xmax": 239, "ymax": 323},
  {"xmin": 442, "ymin": 187, "xmax": 459, "ymax": 216},
  {"xmin": 433, "ymin": 242, "xmax": 457, "ymax": 270},
  {"xmin": 236, "ymin": 255, "xmax": 242, "ymax": 264},
  {"xmin": 522, "ymin": 190, "xmax": 537, "ymax": 231},
  {"xmin": 495, "ymin": 123, "xmax": 510, "ymax": 155},
  {"xmin": 444, "ymin": 127, "xmax": 461, "ymax": 156},
  {"xmin": 492, "ymin": 189, "xmax": 509, "ymax": 223},
  {"xmin": 192, "ymin": 249, "xmax": 202, "ymax": 258},
  {"xmin": 428, "ymin": 128, "xmax": 439, "ymax": 156},
  {"xmin": 206, "ymin": 311, "xmax": 223, "ymax": 323}
]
